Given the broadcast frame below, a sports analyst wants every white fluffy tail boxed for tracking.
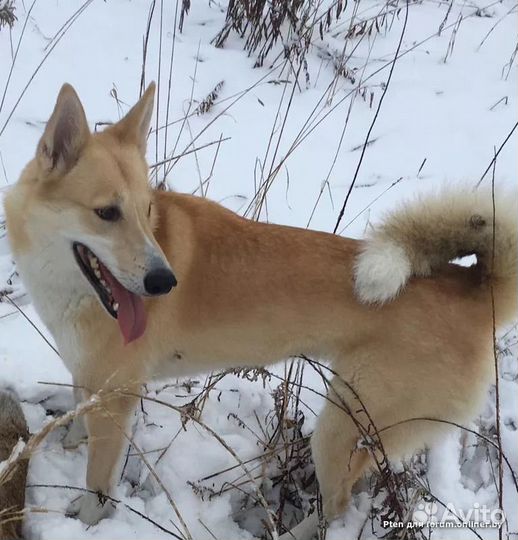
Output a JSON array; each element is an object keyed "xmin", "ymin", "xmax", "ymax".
[{"xmin": 354, "ymin": 188, "xmax": 518, "ymax": 315}]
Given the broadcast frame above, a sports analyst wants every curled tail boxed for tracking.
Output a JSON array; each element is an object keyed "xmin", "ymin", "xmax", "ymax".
[
  {"xmin": 354, "ymin": 188, "xmax": 517, "ymax": 324},
  {"xmin": 0, "ymin": 391, "xmax": 29, "ymax": 540}
]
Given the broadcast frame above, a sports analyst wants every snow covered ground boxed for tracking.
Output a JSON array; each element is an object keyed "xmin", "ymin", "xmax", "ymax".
[{"xmin": 0, "ymin": 0, "xmax": 516, "ymax": 538}]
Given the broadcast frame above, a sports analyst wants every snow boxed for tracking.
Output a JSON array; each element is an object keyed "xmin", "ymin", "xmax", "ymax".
[{"xmin": 0, "ymin": 0, "xmax": 516, "ymax": 538}]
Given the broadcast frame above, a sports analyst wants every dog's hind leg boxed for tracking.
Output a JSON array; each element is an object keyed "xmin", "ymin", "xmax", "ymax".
[
  {"xmin": 68, "ymin": 391, "xmax": 138, "ymax": 525},
  {"xmin": 311, "ymin": 396, "xmax": 371, "ymax": 522},
  {"xmin": 280, "ymin": 391, "xmax": 371, "ymax": 540}
]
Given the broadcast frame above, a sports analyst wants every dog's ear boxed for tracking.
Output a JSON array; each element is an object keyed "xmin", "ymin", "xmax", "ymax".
[
  {"xmin": 37, "ymin": 84, "xmax": 90, "ymax": 177},
  {"xmin": 110, "ymin": 82, "xmax": 155, "ymax": 156}
]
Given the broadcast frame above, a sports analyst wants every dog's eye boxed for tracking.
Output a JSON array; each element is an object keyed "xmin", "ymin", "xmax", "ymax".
[{"xmin": 95, "ymin": 206, "xmax": 121, "ymax": 222}]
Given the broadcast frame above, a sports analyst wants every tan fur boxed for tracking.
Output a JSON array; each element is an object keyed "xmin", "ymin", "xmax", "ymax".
[
  {"xmin": 0, "ymin": 392, "xmax": 29, "ymax": 540},
  {"xmin": 4, "ymin": 84, "xmax": 517, "ymax": 535}
]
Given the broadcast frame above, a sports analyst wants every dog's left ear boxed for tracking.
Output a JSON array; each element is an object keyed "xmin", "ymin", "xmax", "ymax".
[{"xmin": 111, "ymin": 82, "xmax": 155, "ymax": 156}]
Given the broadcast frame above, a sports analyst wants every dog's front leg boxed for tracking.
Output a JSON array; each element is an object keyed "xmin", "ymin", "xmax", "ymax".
[
  {"xmin": 69, "ymin": 392, "xmax": 138, "ymax": 525},
  {"xmin": 63, "ymin": 381, "xmax": 88, "ymax": 449}
]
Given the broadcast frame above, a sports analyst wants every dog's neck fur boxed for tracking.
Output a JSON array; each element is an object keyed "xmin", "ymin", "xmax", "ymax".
[{"xmin": 16, "ymin": 239, "xmax": 101, "ymax": 374}]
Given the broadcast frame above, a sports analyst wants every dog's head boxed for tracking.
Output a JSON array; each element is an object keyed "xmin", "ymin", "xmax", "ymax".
[{"xmin": 19, "ymin": 83, "xmax": 175, "ymax": 343}]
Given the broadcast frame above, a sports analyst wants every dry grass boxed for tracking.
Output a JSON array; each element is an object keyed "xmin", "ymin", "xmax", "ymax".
[
  {"xmin": 213, "ymin": 0, "xmax": 346, "ymax": 70},
  {"xmin": 194, "ymin": 81, "xmax": 225, "ymax": 116},
  {"xmin": 0, "ymin": 0, "xmax": 16, "ymax": 30}
]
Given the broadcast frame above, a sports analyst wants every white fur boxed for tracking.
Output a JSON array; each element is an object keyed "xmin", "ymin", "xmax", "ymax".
[
  {"xmin": 15, "ymin": 226, "xmax": 93, "ymax": 377},
  {"xmin": 67, "ymin": 491, "xmax": 115, "ymax": 525},
  {"xmin": 354, "ymin": 238, "xmax": 411, "ymax": 303}
]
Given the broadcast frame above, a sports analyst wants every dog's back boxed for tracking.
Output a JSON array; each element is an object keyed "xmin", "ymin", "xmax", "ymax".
[{"xmin": 0, "ymin": 392, "xmax": 29, "ymax": 540}]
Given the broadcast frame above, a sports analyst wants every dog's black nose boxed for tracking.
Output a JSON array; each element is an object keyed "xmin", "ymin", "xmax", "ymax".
[{"xmin": 144, "ymin": 268, "xmax": 177, "ymax": 295}]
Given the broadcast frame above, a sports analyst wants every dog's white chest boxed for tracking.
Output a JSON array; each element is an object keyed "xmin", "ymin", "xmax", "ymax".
[{"xmin": 16, "ymin": 252, "xmax": 92, "ymax": 376}]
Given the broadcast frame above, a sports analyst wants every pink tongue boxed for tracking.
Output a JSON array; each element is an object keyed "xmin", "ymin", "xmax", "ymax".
[{"xmin": 101, "ymin": 265, "xmax": 147, "ymax": 344}]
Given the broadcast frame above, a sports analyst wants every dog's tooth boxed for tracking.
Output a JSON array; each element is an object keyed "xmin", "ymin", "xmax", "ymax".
[
  {"xmin": 87, "ymin": 252, "xmax": 99, "ymax": 268},
  {"xmin": 100, "ymin": 279, "xmax": 107, "ymax": 287},
  {"xmin": 113, "ymin": 303, "xmax": 119, "ymax": 312},
  {"xmin": 94, "ymin": 269, "xmax": 101, "ymax": 279}
]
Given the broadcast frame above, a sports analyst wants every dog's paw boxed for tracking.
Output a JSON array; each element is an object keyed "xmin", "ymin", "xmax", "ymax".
[
  {"xmin": 67, "ymin": 491, "xmax": 116, "ymax": 525},
  {"xmin": 62, "ymin": 417, "xmax": 88, "ymax": 449}
]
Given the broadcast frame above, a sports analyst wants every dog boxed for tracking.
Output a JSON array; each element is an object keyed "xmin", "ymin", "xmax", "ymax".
[
  {"xmin": 0, "ymin": 391, "xmax": 29, "ymax": 539},
  {"xmin": 4, "ymin": 83, "xmax": 517, "ymax": 538}
]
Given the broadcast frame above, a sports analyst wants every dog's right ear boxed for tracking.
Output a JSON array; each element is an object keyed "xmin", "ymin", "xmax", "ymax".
[
  {"xmin": 108, "ymin": 82, "xmax": 155, "ymax": 156},
  {"xmin": 36, "ymin": 84, "xmax": 90, "ymax": 177}
]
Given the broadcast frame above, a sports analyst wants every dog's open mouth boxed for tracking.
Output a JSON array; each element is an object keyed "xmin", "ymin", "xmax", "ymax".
[{"xmin": 72, "ymin": 242, "xmax": 146, "ymax": 344}]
